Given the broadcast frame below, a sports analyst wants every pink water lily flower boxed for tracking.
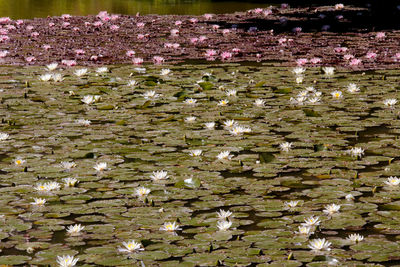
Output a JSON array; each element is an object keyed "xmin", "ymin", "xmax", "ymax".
[
  {"xmin": 62, "ymin": 59, "xmax": 77, "ymax": 66},
  {"xmin": 132, "ymin": 57, "xmax": 144, "ymax": 65}
]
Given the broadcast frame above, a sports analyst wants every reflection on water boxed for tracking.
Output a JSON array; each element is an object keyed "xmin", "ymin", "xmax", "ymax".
[{"xmin": 0, "ymin": 0, "xmax": 275, "ymax": 19}]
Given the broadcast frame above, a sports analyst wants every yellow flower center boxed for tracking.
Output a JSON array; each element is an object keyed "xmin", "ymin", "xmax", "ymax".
[{"xmin": 16, "ymin": 160, "xmax": 22, "ymax": 165}]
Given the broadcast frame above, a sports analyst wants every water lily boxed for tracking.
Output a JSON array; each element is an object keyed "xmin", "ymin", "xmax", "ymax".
[
  {"xmin": 296, "ymin": 226, "xmax": 313, "ymax": 235},
  {"xmin": 143, "ymin": 90, "xmax": 160, "ymax": 99},
  {"xmin": 0, "ymin": 132, "xmax": 9, "ymax": 141},
  {"xmin": 322, "ymin": 67, "xmax": 335, "ymax": 77},
  {"xmin": 302, "ymin": 216, "xmax": 320, "ymax": 226},
  {"xmin": 347, "ymin": 233, "xmax": 364, "ymax": 243},
  {"xmin": 150, "ymin": 170, "xmax": 169, "ymax": 181},
  {"xmin": 96, "ymin": 67, "xmax": 108, "ymax": 73},
  {"xmin": 34, "ymin": 182, "xmax": 61, "ymax": 192},
  {"xmin": 119, "ymin": 240, "xmax": 144, "ymax": 253},
  {"xmin": 52, "ymin": 73, "xmax": 64, "ymax": 82},
  {"xmin": 223, "ymin": 119, "xmax": 237, "ymax": 129},
  {"xmin": 345, "ymin": 194, "xmax": 355, "ymax": 201},
  {"xmin": 185, "ymin": 116, "xmax": 197, "ymax": 123},
  {"xmin": 160, "ymin": 69, "xmax": 171, "ymax": 76},
  {"xmin": 204, "ymin": 122, "xmax": 215, "ymax": 129},
  {"xmin": 229, "ymin": 126, "xmax": 251, "ymax": 136},
  {"xmin": 160, "ymin": 222, "xmax": 182, "ymax": 232},
  {"xmin": 384, "ymin": 176, "xmax": 400, "ymax": 187},
  {"xmin": 39, "ymin": 73, "xmax": 53, "ymax": 82},
  {"xmin": 217, "ymin": 220, "xmax": 232, "ymax": 231},
  {"xmin": 254, "ymin": 99, "xmax": 265, "ymax": 107},
  {"xmin": 323, "ymin": 204, "xmax": 341, "ymax": 215},
  {"xmin": 30, "ymin": 198, "xmax": 46, "ymax": 206},
  {"xmin": 331, "ymin": 90, "xmax": 343, "ymax": 99},
  {"xmin": 216, "ymin": 209, "xmax": 233, "ymax": 220},
  {"xmin": 216, "ymin": 151, "xmax": 233, "ymax": 160},
  {"xmin": 184, "ymin": 98, "xmax": 197, "ymax": 105},
  {"xmin": 292, "ymin": 67, "xmax": 306, "ymax": 76},
  {"xmin": 56, "ymin": 255, "xmax": 79, "ymax": 267},
  {"xmin": 74, "ymin": 68, "xmax": 88, "ymax": 77},
  {"xmin": 384, "ymin": 98, "xmax": 397, "ymax": 108},
  {"xmin": 135, "ymin": 187, "xmax": 151, "ymax": 198},
  {"xmin": 63, "ymin": 177, "xmax": 78, "ymax": 187},
  {"xmin": 60, "ymin": 161, "xmax": 76, "ymax": 170},
  {"xmin": 347, "ymin": 147, "xmax": 365, "ymax": 158},
  {"xmin": 225, "ymin": 89, "xmax": 237, "ymax": 97},
  {"xmin": 127, "ymin": 80, "xmax": 138, "ymax": 87},
  {"xmin": 308, "ymin": 238, "xmax": 331, "ymax": 251},
  {"xmin": 66, "ymin": 224, "xmax": 84, "ymax": 236},
  {"xmin": 279, "ymin": 142, "xmax": 293, "ymax": 152},
  {"xmin": 284, "ymin": 200, "xmax": 299, "ymax": 209},
  {"xmin": 93, "ymin": 162, "xmax": 108, "ymax": 172},
  {"xmin": 81, "ymin": 95, "xmax": 95, "ymax": 105},
  {"xmin": 14, "ymin": 158, "xmax": 26, "ymax": 166},
  {"xmin": 189, "ymin": 149, "xmax": 203, "ymax": 157},
  {"xmin": 76, "ymin": 119, "xmax": 91, "ymax": 126}
]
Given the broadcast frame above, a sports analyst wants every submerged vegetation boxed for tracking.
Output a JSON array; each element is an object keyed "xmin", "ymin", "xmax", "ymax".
[{"xmin": 0, "ymin": 61, "xmax": 400, "ymax": 265}]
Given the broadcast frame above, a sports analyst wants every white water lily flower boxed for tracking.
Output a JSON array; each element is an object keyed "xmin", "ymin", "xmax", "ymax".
[
  {"xmin": 384, "ymin": 176, "xmax": 400, "ymax": 186},
  {"xmin": 189, "ymin": 149, "xmax": 202, "ymax": 157},
  {"xmin": 14, "ymin": 158, "xmax": 26, "ymax": 166},
  {"xmin": 0, "ymin": 132, "xmax": 9, "ymax": 141},
  {"xmin": 34, "ymin": 182, "xmax": 61, "ymax": 192},
  {"xmin": 52, "ymin": 73, "xmax": 64, "ymax": 82},
  {"xmin": 323, "ymin": 204, "xmax": 341, "ymax": 215},
  {"xmin": 216, "ymin": 151, "xmax": 233, "ymax": 160},
  {"xmin": 384, "ymin": 98, "xmax": 397, "ymax": 107},
  {"xmin": 143, "ymin": 90, "xmax": 160, "ymax": 99},
  {"xmin": 31, "ymin": 198, "xmax": 46, "ymax": 206},
  {"xmin": 60, "ymin": 161, "xmax": 76, "ymax": 170},
  {"xmin": 93, "ymin": 162, "xmax": 108, "ymax": 172},
  {"xmin": 331, "ymin": 90, "xmax": 343, "ymax": 99},
  {"xmin": 217, "ymin": 99, "xmax": 229, "ymax": 106},
  {"xmin": 279, "ymin": 142, "xmax": 293, "ymax": 152},
  {"xmin": 46, "ymin": 62, "xmax": 58, "ymax": 71},
  {"xmin": 160, "ymin": 69, "xmax": 171, "ymax": 76},
  {"xmin": 74, "ymin": 68, "xmax": 88, "ymax": 77},
  {"xmin": 135, "ymin": 187, "xmax": 151, "ymax": 198},
  {"xmin": 308, "ymin": 238, "xmax": 331, "ymax": 251},
  {"xmin": 204, "ymin": 122, "xmax": 215, "ymax": 129},
  {"xmin": 347, "ymin": 147, "xmax": 365, "ymax": 158},
  {"xmin": 184, "ymin": 177, "xmax": 194, "ymax": 185},
  {"xmin": 347, "ymin": 83, "xmax": 360, "ymax": 93},
  {"xmin": 254, "ymin": 99, "xmax": 265, "ymax": 107},
  {"xmin": 63, "ymin": 177, "xmax": 78, "ymax": 187},
  {"xmin": 216, "ymin": 209, "xmax": 233, "ymax": 220},
  {"xmin": 56, "ymin": 255, "xmax": 79, "ymax": 267},
  {"xmin": 96, "ymin": 67, "xmax": 108, "ymax": 73},
  {"xmin": 295, "ymin": 76, "xmax": 304, "ymax": 84},
  {"xmin": 296, "ymin": 225, "xmax": 313, "ymax": 235},
  {"xmin": 322, "ymin": 67, "xmax": 335, "ymax": 77},
  {"xmin": 76, "ymin": 119, "xmax": 91, "ymax": 126},
  {"xmin": 347, "ymin": 233, "xmax": 364, "ymax": 243},
  {"xmin": 184, "ymin": 116, "xmax": 197, "ymax": 123},
  {"xmin": 160, "ymin": 222, "xmax": 182, "ymax": 232},
  {"xmin": 217, "ymin": 220, "xmax": 232, "ymax": 231},
  {"xmin": 184, "ymin": 98, "xmax": 197, "ymax": 105},
  {"xmin": 66, "ymin": 224, "xmax": 84, "ymax": 236},
  {"xmin": 284, "ymin": 200, "xmax": 299, "ymax": 209},
  {"xmin": 150, "ymin": 170, "xmax": 169, "ymax": 181},
  {"xmin": 302, "ymin": 216, "xmax": 320, "ymax": 226},
  {"xmin": 127, "ymin": 80, "xmax": 138, "ymax": 87},
  {"xmin": 39, "ymin": 73, "xmax": 53, "ymax": 82},
  {"xmin": 292, "ymin": 67, "xmax": 306, "ymax": 75},
  {"xmin": 229, "ymin": 126, "xmax": 251, "ymax": 136},
  {"xmin": 290, "ymin": 96, "xmax": 306, "ymax": 105},
  {"xmin": 223, "ymin": 119, "xmax": 237, "ymax": 129},
  {"xmin": 81, "ymin": 95, "xmax": 95, "ymax": 105},
  {"xmin": 225, "ymin": 89, "xmax": 237, "ymax": 97},
  {"xmin": 308, "ymin": 97, "xmax": 321, "ymax": 104},
  {"xmin": 298, "ymin": 90, "xmax": 309, "ymax": 97},
  {"xmin": 119, "ymin": 240, "xmax": 144, "ymax": 253},
  {"xmin": 345, "ymin": 194, "xmax": 355, "ymax": 201}
]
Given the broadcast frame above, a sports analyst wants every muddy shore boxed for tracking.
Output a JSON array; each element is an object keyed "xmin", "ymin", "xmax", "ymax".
[{"xmin": 1, "ymin": 5, "xmax": 400, "ymax": 70}]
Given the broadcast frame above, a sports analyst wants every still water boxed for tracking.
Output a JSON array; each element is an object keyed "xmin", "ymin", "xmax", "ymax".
[{"xmin": 0, "ymin": 0, "xmax": 275, "ymax": 19}]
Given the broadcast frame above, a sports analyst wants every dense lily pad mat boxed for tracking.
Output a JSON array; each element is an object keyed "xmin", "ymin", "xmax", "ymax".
[{"xmin": 0, "ymin": 63, "xmax": 400, "ymax": 266}]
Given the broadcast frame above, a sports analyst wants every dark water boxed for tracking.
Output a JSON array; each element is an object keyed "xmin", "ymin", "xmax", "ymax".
[{"xmin": 0, "ymin": 0, "xmax": 276, "ymax": 19}]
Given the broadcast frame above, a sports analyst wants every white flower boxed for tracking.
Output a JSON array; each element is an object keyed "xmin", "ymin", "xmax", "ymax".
[
  {"xmin": 308, "ymin": 97, "xmax": 321, "ymax": 104},
  {"xmin": 135, "ymin": 187, "xmax": 151, "ymax": 198},
  {"xmin": 290, "ymin": 96, "xmax": 306, "ymax": 105},
  {"xmin": 14, "ymin": 158, "xmax": 26, "ymax": 165},
  {"xmin": 331, "ymin": 90, "xmax": 343, "ymax": 99},
  {"xmin": 127, "ymin": 80, "xmax": 138, "ymax": 87},
  {"xmin": 284, "ymin": 200, "xmax": 299, "ymax": 209},
  {"xmin": 60, "ymin": 161, "xmax": 76, "ymax": 170},
  {"xmin": 184, "ymin": 98, "xmax": 197, "ymax": 105},
  {"xmin": 185, "ymin": 116, "xmax": 197, "ymax": 123},
  {"xmin": 82, "ymin": 95, "xmax": 95, "ymax": 105},
  {"xmin": 254, "ymin": 99, "xmax": 265, "ymax": 107},
  {"xmin": 217, "ymin": 99, "xmax": 229, "ymax": 106},
  {"xmin": 0, "ymin": 132, "xmax": 9, "ymax": 141},
  {"xmin": 46, "ymin": 62, "xmax": 58, "ymax": 71},
  {"xmin": 189, "ymin": 149, "xmax": 202, "ymax": 157},
  {"xmin": 323, "ymin": 204, "xmax": 341, "ymax": 215},
  {"xmin": 34, "ymin": 182, "xmax": 61, "ymax": 192},
  {"xmin": 160, "ymin": 222, "xmax": 182, "ymax": 232},
  {"xmin": 204, "ymin": 122, "xmax": 215, "ymax": 129},
  {"xmin": 223, "ymin": 120, "xmax": 237, "ymax": 129},
  {"xmin": 56, "ymin": 255, "xmax": 79, "ymax": 267},
  {"xmin": 52, "ymin": 73, "xmax": 64, "ymax": 82},
  {"xmin": 295, "ymin": 76, "xmax": 304, "ymax": 84},
  {"xmin": 225, "ymin": 89, "xmax": 237, "ymax": 97},
  {"xmin": 217, "ymin": 220, "xmax": 232, "ymax": 231},
  {"xmin": 76, "ymin": 119, "xmax": 91, "ymax": 126},
  {"xmin": 63, "ymin": 177, "xmax": 78, "ymax": 187},
  {"xmin": 347, "ymin": 83, "xmax": 360, "ymax": 93},
  {"xmin": 279, "ymin": 142, "xmax": 293, "ymax": 152},
  {"xmin": 345, "ymin": 194, "xmax": 354, "ymax": 201},
  {"xmin": 39, "ymin": 73, "xmax": 53, "ymax": 82},
  {"xmin": 216, "ymin": 209, "xmax": 233, "ymax": 220},
  {"xmin": 384, "ymin": 176, "xmax": 400, "ymax": 186},
  {"xmin": 347, "ymin": 147, "xmax": 364, "ymax": 158},
  {"xmin": 323, "ymin": 67, "xmax": 335, "ymax": 77},
  {"xmin": 314, "ymin": 91, "xmax": 322, "ymax": 97},
  {"xmin": 302, "ymin": 216, "xmax": 320, "ymax": 226},
  {"xmin": 94, "ymin": 162, "xmax": 108, "ymax": 172},
  {"xmin": 74, "ymin": 68, "xmax": 88, "ymax": 77},
  {"xmin": 184, "ymin": 177, "xmax": 194, "ymax": 185},
  {"xmin": 150, "ymin": 170, "xmax": 169, "ymax": 181},
  {"xmin": 298, "ymin": 90, "xmax": 308, "ymax": 97},
  {"xmin": 296, "ymin": 226, "xmax": 313, "ymax": 235},
  {"xmin": 119, "ymin": 240, "xmax": 144, "ymax": 253},
  {"xmin": 229, "ymin": 126, "xmax": 251, "ymax": 136},
  {"xmin": 216, "ymin": 151, "xmax": 232, "ymax": 160},
  {"xmin": 160, "ymin": 69, "xmax": 171, "ymax": 76},
  {"xmin": 384, "ymin": 99, "xmax": 397, "ymax": 107},
  {"xmin": 66, "ymin": 224, "xmax": 85, "ymax": 236},
  {"xmin": 292, "ymin": 67, "xmax": 306, "ymax": 75},
  {"xmin": 30, "ymin": 198, "xmax": 46, "ymax": 206},
  {"xmin": 143, "ymin": 90, "xmax": 160, "ymax": 99},
  {"xmin": 308, "ymin": 238, "xmax": 331, "ymax": 251},
  {"xmin": 347, "ymin": 233, "xmax": 364, "ymax": 243},
  {"xmin": 96, "ymin": 67, "xmax": 108, "ymax": 73}
]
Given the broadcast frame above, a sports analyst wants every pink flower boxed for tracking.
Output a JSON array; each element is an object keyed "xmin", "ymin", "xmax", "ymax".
[
  {"xmin": 393, "ymin": 53, "xmax": 400, "ymax": 61},
  {"xmin": 26, "ymin": 25, "xmax": 34, "ymax": 31},
  {"xmin": 0, "ymin": 29, "xmax": 8, "ymax": 35},
  {"xmin": 251, "ymin": 8, "xmax": 264, "ymax": 14},
  {"xmin": 75, "ymin": 49, "xmax": 85, "ymax": 55},
  {"xmin": 84, "ymin": 22, "xmax": 91, "ymax": 27},
  {"xmin": 334, "ymin": 47, "xmax": 348, "ymax": 53},
  {"xmin": 296, "ymin": 58, "xmax": 308, "ymax": 66},
  {"xmin": 310, "ymin": 57, "xmax": 322, "ymax": 64},
  {"xmin": 343, "ymin": 54, "xmax": 354, "ymax": 60},
  {"xmin": 132, "ymin": 57, "xmax": 143, "ymax": 65},
  {"xmin": 199, "ymin": 35, "xmax": 207, "ymax": 42},
  {"xmin": 73, "ymin": 27, "xmax": 80, "ymax": 32},
  {"xmin": 172, "ymin": 43, "xmax": 180, "ymax": 49},
  {"xmin": 175, "ymin": 20, "xmax": 182, "ymax": 26},
  {"xmin": 222, "ymin": 29, "xmax": 230, "ymax": 35},
  {"xmin": 376, "ymin": 32, "xmax": 386, "ymax": 40},
  {"xmin": 25, "ymin": 56, "xmax": 36, "ymax": 62},
  {"xmin": 153, "ymin": 56, "xmax": 164, "ymax": 64},
  {"xmin": 90, "ymin": 55, "xmax": 99, "ymax": 61},
  {"xmin": 0, "ymin": 50, "xmax": 9, "ymax": 58},
  {"xmin": 136, "ymin": 22, "xmax": 145, "ymax": 28},
  {"xmin": 281, "ymin": 3, "xmax": 289, "ymax": 9},
  {"xmin": 110, "ymin": 25, "xmax": 119, "ymax": 31},
  {"xmin": 164, "ymin": 43, "xmax": 173, "ymax": 48},
  {"xmin": 278, "ymin": 38, "xmax": 287, "ymax": 45},
  {"xmin": 62, "ymin": 59, "xmax": 77, "ymax": 67},
  {"xmin": 365, "ymin": 52, "xmax": 377, "ymax": 59},
  {"xmin": 292, "ymin": 27, "xmax": 302, "ymax": 33},
  {"xmin": 335, "ymin": 3, "xmax": 344, "ymax": 10},
  {"xmin": 0, "ymin": 17, "xmax": 11, "ymax": 24},
  {"xmin": 63, "ymin": 22, "xmax": 70, "ymax": 27},
  {"xmin": 263, "ymin": 9, "xmax": 272, "ymax": 16},
  {"xmin": 5, "ymin": 25, "xmax": 15, "ymax": 30},
  {"xmin": 256, "ymin": 53, "xmax": 262, "ymax": 58},
  {"xmin": 221, "ymin": 51, "xmax": 233, "ymax": 60},
  {"xmin": 31, "ymin": 31, "xmax": 39, "ymax": 37},
  {"xmin": 48, "ymin": 22, "xmax": 55, "ymax": 27},
  {"xmin": 205, "ymin": 49, "xmax": 217, "ymax": 57},
  {"xmin": 0, "ymin": 35, "xmax": 9, "ymax": 42},
  {"xmin": 61, "ymin": 14, "xmax": 71, "ymax": 20},
  {"xmin": 190, "ymin": 37, "xmax": 199, "ymax": 44},
  {"xmin": 111, "ymin": 15, "xmax": 119, "ymax": 21},
  {"xmin": 212, "ymin": 24, "xmax": 220, "ymax": 30},
  {"xmin": 16, "ymin": 19, "xmax": 24, "ymax": 25},
  {"xmin": 204, "ymin": 14, "xmax": 213, "ymax": 20},
  {"xmin": 126, "ymin": 50, "xmax": 136, "ymax": 57},
  {"xmin": 170, "ymin": 29, "xmax": 179, "ymax": 37},
  {"xmin": 189, "ymin": 18, "xmax": 198, "ymax": 23},
  {"xmin": 93, "ymin": 21, "xmax": 103, "ymax": 27},
  {"xmin": 43, "ymin": 44, "xmax": 51, "ymax": 50},
  {"xmin": 97, "ymin": 11, "xmax": 109, "ymax": 19},
  {"xmin": 137, "ymin": 34, "xmax": 146, "ymax": 40},
  {"xmin": 349, "ymin": 58, "xmax": 362, "ymax": 66},
  {"xmin": 232, "ymin": 48, "xmax": 241, "ymax": 54}
]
